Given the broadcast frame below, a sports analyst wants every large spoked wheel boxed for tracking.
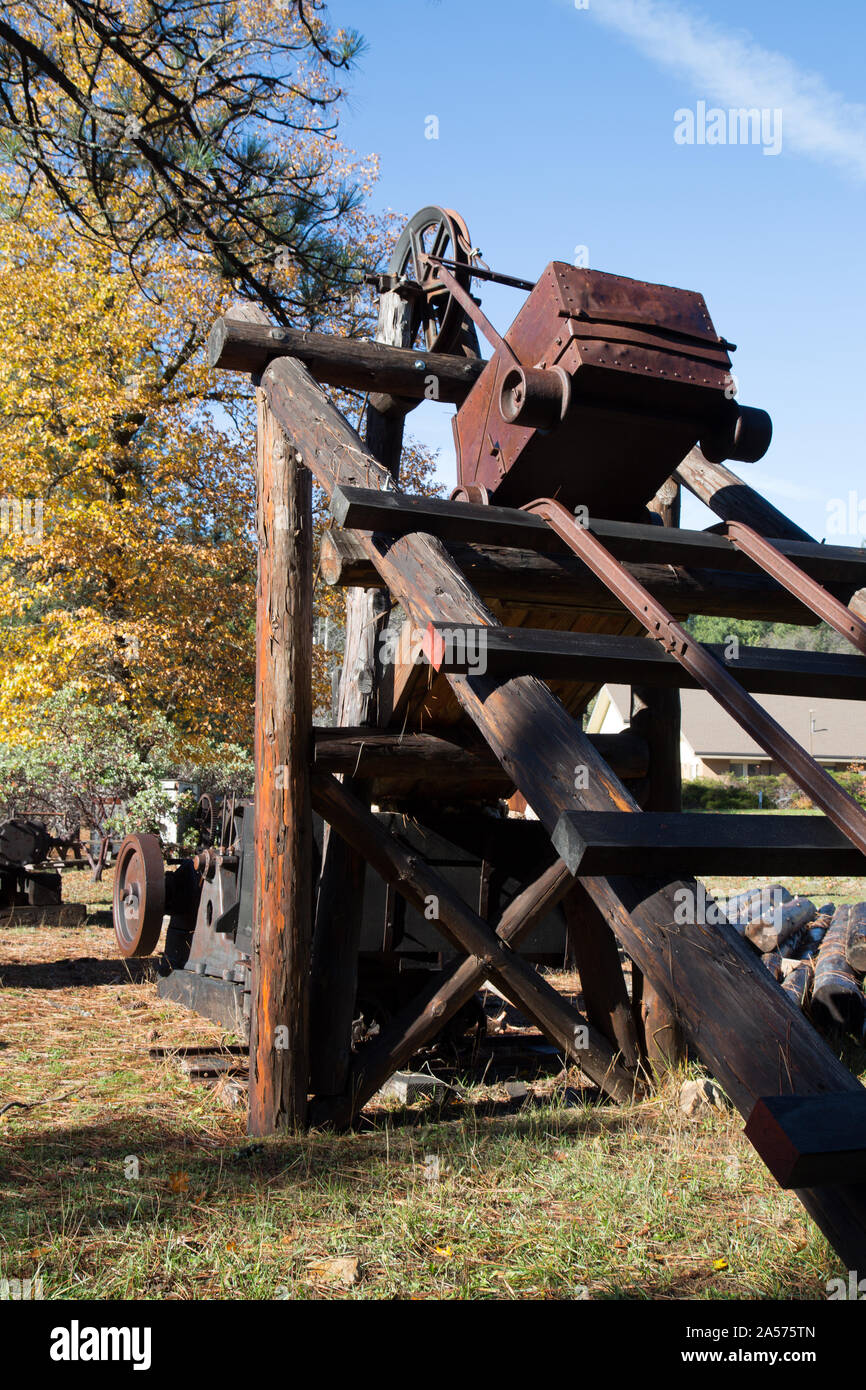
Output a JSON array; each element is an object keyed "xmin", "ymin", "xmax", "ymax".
[
  {"xmin": 113, "ymin": 833, "xmax": 166, "ymax": 958},
  {"xmin": 388, "ymin": 206, "xmax": 474, "ymax": 353}
]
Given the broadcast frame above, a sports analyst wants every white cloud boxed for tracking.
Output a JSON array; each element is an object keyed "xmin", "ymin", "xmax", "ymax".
[{"xmin": 587, "ymin": 0, "xmax": 866, "ymax": 181}]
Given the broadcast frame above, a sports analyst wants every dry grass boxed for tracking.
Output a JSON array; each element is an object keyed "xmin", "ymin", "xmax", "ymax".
[{"xmin": 0, "ymin": 872, "xmax": 859, "ymax": 1300}]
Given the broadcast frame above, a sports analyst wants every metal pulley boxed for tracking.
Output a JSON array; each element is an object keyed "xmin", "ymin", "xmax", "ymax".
[{"xmin": 113, "ymin": 833, "xmax": 166, "ymax": 958}]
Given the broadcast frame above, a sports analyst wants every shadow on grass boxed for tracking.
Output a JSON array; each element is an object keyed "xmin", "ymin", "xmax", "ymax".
[
  {"xmin": 0, "ymin": 957, "xmax": 157, "ymax": 989},
  {"xmin": 0, "ymin": 1108, "xmax": 832, "ymax": 1300}
]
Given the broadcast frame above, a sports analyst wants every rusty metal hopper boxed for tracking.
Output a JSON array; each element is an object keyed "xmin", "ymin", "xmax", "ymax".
[{"xmin": 453, "ymin": 262, "xmax": 770, "ymax": 517}]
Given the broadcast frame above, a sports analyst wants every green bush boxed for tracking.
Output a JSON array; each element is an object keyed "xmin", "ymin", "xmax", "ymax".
[{"xmin": 682, "ymin": 777, "xmax": 762, "ymax": 810}]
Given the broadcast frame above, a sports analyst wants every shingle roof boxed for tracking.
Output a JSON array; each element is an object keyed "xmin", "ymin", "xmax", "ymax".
[{"xmin": 602, "ymin": 684, "xmax": 865, "ymax": 761}]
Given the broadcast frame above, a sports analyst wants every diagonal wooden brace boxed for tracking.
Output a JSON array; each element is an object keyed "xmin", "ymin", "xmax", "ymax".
[
  {"xmin": 310, "ymin": 772, "xmax": 637, "ymax": 1113},
  {"xmin": 311, "ymin": 857, "xmax": 601, "ymax": 1127}
]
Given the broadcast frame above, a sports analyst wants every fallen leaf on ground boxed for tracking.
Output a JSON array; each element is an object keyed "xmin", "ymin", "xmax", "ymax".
[{"xmin": 306, "ymin": 1256, "xmax": 359, "ymax": 1287}]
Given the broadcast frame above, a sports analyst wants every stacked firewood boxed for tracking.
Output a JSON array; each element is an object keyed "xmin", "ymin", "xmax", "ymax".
[{"xmin": 724, "ymin": 886, "xmax": 866, "ymax": 1042}]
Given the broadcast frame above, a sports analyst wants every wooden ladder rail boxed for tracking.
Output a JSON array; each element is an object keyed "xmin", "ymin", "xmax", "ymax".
[{"xmin": 522, "ymin": 497, "xmax": 866, "ymax": 860}]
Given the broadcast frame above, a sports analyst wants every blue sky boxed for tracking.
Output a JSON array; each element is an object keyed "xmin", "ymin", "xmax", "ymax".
[{"xmin": 333, "ymin": 0, "xmax": 865, "ymax": 538}]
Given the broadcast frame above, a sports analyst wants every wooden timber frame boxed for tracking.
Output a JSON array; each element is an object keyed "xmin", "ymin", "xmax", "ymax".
[{"xmin": 216, "ymin": 302, "xmax": 866, "ymax": 1269}]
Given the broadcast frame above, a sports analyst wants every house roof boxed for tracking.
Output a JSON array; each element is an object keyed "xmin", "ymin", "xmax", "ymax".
[{"xmin": 600, "ymin": 684, "xmax": 865, "ymax": 762}]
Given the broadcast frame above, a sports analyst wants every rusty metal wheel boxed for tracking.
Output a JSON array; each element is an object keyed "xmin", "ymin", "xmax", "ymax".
[
  {"xmin": 113, "ymin": 833, "xmax": 166, "ymax": 958},
  {"xmin": 389, "ymin": 205, "xmax": 474, "ymax": 353}
]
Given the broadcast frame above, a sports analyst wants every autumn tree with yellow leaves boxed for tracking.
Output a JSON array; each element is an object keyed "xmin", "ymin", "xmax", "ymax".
[{"xmin": 0, "ymin": 0, "xmax": 439, "ymax": 755}]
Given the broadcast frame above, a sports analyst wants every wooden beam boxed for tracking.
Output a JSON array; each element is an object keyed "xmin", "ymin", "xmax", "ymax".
[
  {"xmin": 631, "ymin": 663, "xmax": 687, "ymax": 1076},
  {"xmin": 745, "ymin": 1093, "xmax": 866, "ymax": 1187},
  {"xmin": 332, "ymin": 485, "xmax": 866, "ymax": 586},
  {"xmin": 310, "ymin": 772, "xmax": 636, "ymax": 1103},
  {"xmin": 320, "ymin": 527, "xmax": 829, "ymax": 625},
  {"xmin": 309, "ymin": 288, "xmax": 415, "ymax": 1097},
  {"xmin": 423, "ymin": 624, "xmax": 866, "ymax": 699},
  {"xmin": 248, "ymin": 387, "xmax": 314, "ymax": 1135},
  {"xmin": 251, "ymin": 351, "xmax": 866, "ymax": 1266},
  {"xmin": 553, "ymin": 811, "xmax": 866, "ymax": 877},
  {"xmin": 207, "ymin": 316, "xmax": 485, "ymax": 402},
  {"xmin": 676, "ymin": 448, "xmax": 814, "ymax": 541},
  {"xmin": 312, "ymin": 726, "xmax": 650, "ymax": 791}
]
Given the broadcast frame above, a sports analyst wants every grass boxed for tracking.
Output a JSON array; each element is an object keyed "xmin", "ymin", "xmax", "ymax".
[{"xmin": 0, "ymin": 871, "xmax": 862, "ymax": 1300}]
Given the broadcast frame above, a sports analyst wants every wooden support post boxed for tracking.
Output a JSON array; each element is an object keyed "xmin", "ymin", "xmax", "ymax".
[
  {"xmin": 630, "ymin": 478, "xmax": 687, "ymax": 1076},
  {"xmin": 563, "ymin": 884, "xmax": 641, "ymax": 1068},
  {"xmin": 632, "ymin": 704, "xmax": 687, "ymax": 1074},
  {"xmin": 309, "ymin": 291, "xmax": 413, "ymax": 1096},
  {"xmin": 248, "ymin": 389, "xmax": 314, "ymax": 1134}
]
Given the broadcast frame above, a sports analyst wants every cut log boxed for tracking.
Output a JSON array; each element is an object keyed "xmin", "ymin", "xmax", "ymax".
[
  {"xmin": 249, "ymin": 346, "xmax": 866, "ymax": 1267},
  {"xmin": 844, "ymin": 902, "xmax": 866, "ymax": 973},
  {"xmin": 813, "ymin": 907, "xmax": 866, "ymax": 1037},
  {"xmin": 676, "ymin": 448, "xmax": 814, "ymax": 542},
  {"xmin": 745, "ymin": 898, "xmax": 817, "ymax": 955},
  {"xmin": 780, "ymin": 958, "xmax": 813, "ymax": 1010},
  {"xmin": 320, "ymin": 528, "xmax": 831, "ymax": 625},
  {"xmin": 722, "ymin": 883, "xmax": 792, "ymax": 928}
]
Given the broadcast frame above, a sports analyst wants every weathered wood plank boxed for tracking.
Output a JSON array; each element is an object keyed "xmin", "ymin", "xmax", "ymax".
[
  {"xmin": 553, "ymin": 813, "xmax": 866, "ymax": 877},
  {"xmin": 745, "ymin": 1093, "xmax": 866, "ymax": 1187},
  {"xmin": 320, "ymin": 528, "xmax": 830, "ymax": 625},
  {"xmin": 423, "ymin": 624, "xmax": 866, "ymax": 699},
  {"xmin": 312, "ymin": 726, "xmax": 649, "ymax": 792},
  {"xmin": 332, "ymin": 485, "xmax": 866, "ymax": 585}
]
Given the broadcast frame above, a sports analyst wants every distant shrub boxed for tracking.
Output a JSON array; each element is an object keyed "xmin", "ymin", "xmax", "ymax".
[
  {"xmin": 682, "ymin": 765, "xmax": 866, "ymax": 812},
  {"xmin": 682, "ymin": 778, "xmax": 762, "ymax": 811}
]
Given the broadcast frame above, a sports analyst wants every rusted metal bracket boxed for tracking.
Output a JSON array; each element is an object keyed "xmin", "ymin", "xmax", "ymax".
[
  {"xmin": 428, "ymin": 259, "xmax": 521, "ymax": 364},
  {"xmin": 522, "ymin": 496, "xmax": 866, "ymax": 858},
  {"xmin": 725, "ymin": 519, "xmax": 866, "ymax": 656}
]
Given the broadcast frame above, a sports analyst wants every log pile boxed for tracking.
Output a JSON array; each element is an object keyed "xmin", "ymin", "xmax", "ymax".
[{"xmin": 727, "ymin": 886, "xmax": 866, "ymax": 1043}]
